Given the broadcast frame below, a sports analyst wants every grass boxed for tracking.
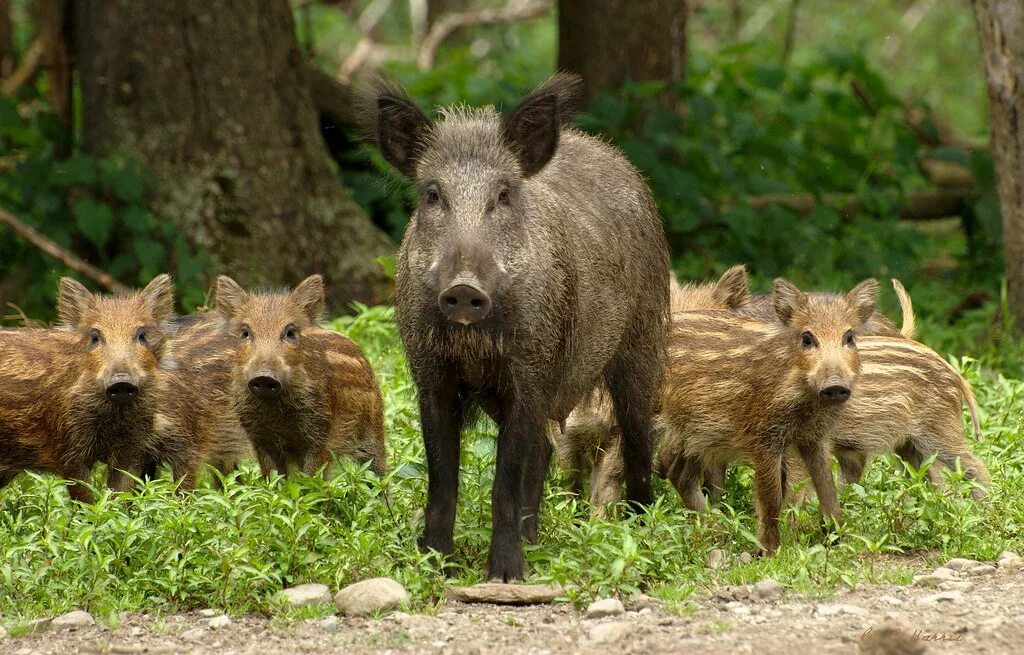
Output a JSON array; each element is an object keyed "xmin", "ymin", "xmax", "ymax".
[{"xmin": 0, "ymin": 303, "xmax": 1022, "ymax": 626}]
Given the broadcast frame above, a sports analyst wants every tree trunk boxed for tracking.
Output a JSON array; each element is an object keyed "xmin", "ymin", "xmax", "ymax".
[
  {"xmin": 557, "ymin": 0, "xmax": 687, "ymax": 105},
  {"xmin": 34, "ymin": 0, "xmax": 74, "ymax": 136},
  {"xmin": 972, "ymin": 0, "xmax": 1024, "ymax": 330},
  {"xmin": 0, "ymin": 0, "xmax": 14, "ymax": 79},
  {"xmin": 76, "ymin": 0, "xmax": 394, "ymax": 310}
]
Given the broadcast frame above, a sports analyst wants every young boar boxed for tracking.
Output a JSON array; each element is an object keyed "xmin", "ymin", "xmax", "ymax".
[
  {"xmin": 554, "ymin": 265, "xmax": 750, "ymax": 510},
  {"xmin": 148, "ymin": 314, "xmax": 253, "ymax": 488},
  {"xmin": 656, "ymin": 278, "xmax": 879, "ymax": 554},
  {"xmin": 0, "ymin": 275, "xmax": 174, "ymax": 501},
  {"xmin": 786, "ymin": 335, "xmax": 989, "ymax": 500},
  {"xmin": 371, "ymin": 73, "xmax": 670, "ymax": 580},
  {"xmin": 214, "ymin": 275, "xmax": 387, "ymax": 478}
]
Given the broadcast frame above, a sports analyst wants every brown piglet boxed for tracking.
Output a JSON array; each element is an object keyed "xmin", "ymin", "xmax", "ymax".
[{"xmin": 214, "ymin": 275, "xmax": 387, "ymax": 478}]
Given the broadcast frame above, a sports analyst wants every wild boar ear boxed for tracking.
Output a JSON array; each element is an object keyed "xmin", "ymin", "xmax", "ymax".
[
  {"xmin": 57, "ymin": 277, "xmax": 93, "ymax": 327},
  {"xmin": 503, "ymin": 93, "xmax": 560, "ymax": 178},
  {"xmin": 214, "ymin": 276, "xmax": 247, "ymax": 320},
  {"xmin": 141, "ymin": 274, "xmax": 175, "ymax": 322},
  {"xmin": 714, "ymin": 265, "xmax": 750, "ymax": 310},
  {"xmin": 371, "ymin": 81, "xmax": 432, "ymax": 178},
  {"xmin": 290, "ymin": 274, "xmax": 325, "ymax": 322},
  {"xmin": 846, "ymin": 278, "xmax": 879, "ymax": 325},
  {"xmin": 772, "ymin": 278, "xmax": 807, "ymax": 326}
]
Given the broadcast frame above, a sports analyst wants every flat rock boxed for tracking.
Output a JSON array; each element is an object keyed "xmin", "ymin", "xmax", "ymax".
[
  {"xmin": 336, "ymin": 577, "xmax": 410, "ymax": 616},
  {"xmin": 944, "ymin": 557, "xmax": 979, "ymax": 572},
  {"xmin": 320, "ymin": 616, "xmax": 340, "ymax": 632},
  {"xmin": 998, "ymin": 551, "xmax": 1022, "ymax": 570},
  {"xmin": 859, "ymin": 620, "xmax": 926, "ymax": 655},
  {"xmin": 279, "ymin": 583, "xmax": 333, "ymax": 608},
  {"xmin": 52, "ymin": 610, "xmax": 95, "ymax": 629},
  {"xmin": 207, "ymin": 615, "xmax": 231, "ymax": 629},
  {"xmin": 585, "ymin": 598, "xmax": 624, "ymax": 619},
  {"xmin": 737, "ymin": 553, "xmax": 754, "ymax": 565},
  {"xmin": 815, "ymin": 604, "xmax": 868, "ymax": 617},
  {"xmin": 197, "ymin": 609, "xmax": 218, "ymax": 618},
  {"xmin": 876, "ymin": 596, "xmax": 903, "ymax": 607},
  {"xmin": 706, "ymin": 549, "xmax": 724, "ymax": 569},
  {"xmin": 752, "ymin": 578, "xmax": 784, "ymax": 600},
  {"xmin": 180, "ymin": 627, "xmax": 206, "ymax": 642},
  {"xmin": 628, "ymin": 593, "xmax": 658, "ymax": 609},
  {"xmin": 588, "ymin": 621, "xmax": 634, "ymax": 645},
  {"xmin": 966, "ymin": 564, "xmax": 996, "ymax": 577},
  {"xmin": 938, "ymin": 580, "xmax": 972, "ymax": 592},
  {"xmin": 918, "ymin": 590, "xmax": 963, "ymax": 605},
  {"xmin": 446, "ymin": 582, "xmax": 562, "ymax": 605},
  {"xmin": 912, "ymin": 567, "xmax": 958, "ymax": 587}
]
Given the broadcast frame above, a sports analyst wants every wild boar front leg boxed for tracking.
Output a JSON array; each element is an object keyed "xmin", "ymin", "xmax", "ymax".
[
  {"xmin": 796, "ymin": 440, "xmax": 840, "ymax": 522},
  {"xmin": 418, "ymin": 382, "xmax": 464, "ymax": 564},
  {"xmin": 607, "ymin": 344, "xmax": 660, "ymax": 508},
  {"xmin": 520, "ymin": 434, "xmax": 552, "ymax": 544},
  {"xmin": 703, "ymin": 465, "xmax": 727, "ymax": 506},
  {"xmin": 106, "ymin": 451, "xmax": 145, "ymax": 492},
  {"xmin": 752, "ymin": 451, "xmax": 785, "ymax": 555},
  {"xmin": 488, "ymin": 400, "xmax": 539, "ymax": 582}
]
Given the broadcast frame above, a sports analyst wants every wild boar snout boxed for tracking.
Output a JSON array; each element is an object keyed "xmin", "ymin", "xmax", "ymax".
[
  {"xmin": 438, "ymin": 276, "xmax": 492, "ymax": 325},
  {"xmin": 818, "ymin": 376, "xmax": 851, "ymax": 405},
  {"xmin": 248, "ymin": 373, "xmax": 283, "ymax": 400},
  {"xmin": 105, "ymin": 372, "xmax": 140, "ymax": 405}
]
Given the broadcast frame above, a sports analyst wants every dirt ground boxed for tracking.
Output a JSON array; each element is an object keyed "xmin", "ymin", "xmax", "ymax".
[{"xmin": 6, "ymin": 567, "xmax": 1024, "ymax": 655}]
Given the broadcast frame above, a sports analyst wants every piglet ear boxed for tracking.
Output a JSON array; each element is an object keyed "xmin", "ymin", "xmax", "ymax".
[
  {"xmin": 290, "ymin": 274, "xmax": 325, "ymax": 322},
  {"xmin": 846, "ymin": 278, "xmax": 879, "ymax": 325},
  {"xmin": 141, "ymin": 274, "xmax": 175, "ymax": 323},
  {"xmin": 714, "ymin": 265, "xmax": 750, "ymax": 310},
  {"xmin": 772, "ymin": 278, "xmax": 807, "ymax": 326},
  {"xmin": 371, "ymin": 80, "xmax": 433, "ymax": 178},
  {"xmin": 57, "ymin": 277, "xmax": 93, "ymax": 327},
  {"xmin": 214, "ymin": 275, "xmax": 247, "ymax": 321}
]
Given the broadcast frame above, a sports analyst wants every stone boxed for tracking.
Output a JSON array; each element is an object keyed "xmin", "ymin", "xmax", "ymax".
[
  {"xmin": 279, "ymin": 583, "xmax": 333, "ymax": 608},
  {"xmin": 320, "ymin": 616, "xmax": 340, "ymax": 632},
  {"xmin": 207, "ymin": 615, "xmax": 231, "ymax": 629},
  {"xmin": 335, "ymin": 577, "xmax": 410, "ymax": 616},
  {"xmin": 446, "ymin": 582, "xmax": 562, "ymax": 605},
  {"xmin": 589, "ymin": 621, "xmax": 634, "ymax": 644},
  {"xmin": 918, "ymin": 590, "xmax": 962, "ymax": 605},
  {"xmin": 966, "ymin": 564, "xmax": 996, "ymax": 577},
  {"xmin": 912, "ymin": 567, "xmax": 958, "ymax": 587},
  {"xmin": 938, "ymin": 580, "xmax": 973, "ymax": 592},
  {"xmin": 726, "ymin": 602, "xmax": 751, "ymax": 616},
  {"xmin": 197, "ymin": 609, "xmax": 218, "ymax": 618},
  {"xmin": 997, "ymin": 551, "xmax": 1022, "ymax": 570},
  {"xmin": 737, "ymin": 553, "xmax": 754, "ymax": 565},
  {"xmin": 0, "ymin": 626, "xmax": 6, "ymax": 640},
  {"xmin": 180, "ymin": 627, "xmax": 206, "ymax": 643},
  {"xmin": 706, "ymin": 549, "xmax": 724, "ymax": 569},
  {"xmin": 944, "ymin": 557, "xmax": 979, "ymax": 572},
  {"xmin": 752, "ymin": 578, "xmax": 784, "ymax": 600},
  {"xmin": 51, "ymin": 611, "xmax": 95, "ymax": 629},
  {"xmin": 585, "ymin": 598, "xmax": 625, "ymax": 619},
  {"xmin": 815, "ymin": 604, "xmax": 868, "ymax": 617},
  {"xmin": 876, "ymin": 596, "xmax": 903, "ymax": 607},
  {"xmin": 859, "ymin": 620, "xmax": 925, "ymax": 655},
  {"xmin": 628, "ymin": 593, "xmax": 658, "ymax": 609}
]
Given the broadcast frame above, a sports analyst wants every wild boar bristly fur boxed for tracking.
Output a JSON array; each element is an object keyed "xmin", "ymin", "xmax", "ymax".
[
  {"xmin": 372, "ymin": 73, "xmax": 670, "ymax": 580},
  {"xmin": 0, "ymin": 275, "xmax": 175, "ymax": 501}
]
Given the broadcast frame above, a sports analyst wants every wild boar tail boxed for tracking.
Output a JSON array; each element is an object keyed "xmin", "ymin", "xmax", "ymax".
[
  {"xmin": 960, "ymin": 374, "xmax": 983, "ymax": 442},
  {"xmin": 891, "ymin": 279, "xmax": 916, "ymax": 340}
]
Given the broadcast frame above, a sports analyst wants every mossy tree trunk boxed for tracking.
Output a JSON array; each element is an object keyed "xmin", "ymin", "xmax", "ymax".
[
  {"xmin": 972, "ymin": 0, "xmax": 1024, "ymax": 331},
  {"xmin": 76, "ymin": 0, "xmax": 394, "ymax": 310},
  {"xmin": 557, "ymin": 0, "xmax": 687, "ymax": 106}
]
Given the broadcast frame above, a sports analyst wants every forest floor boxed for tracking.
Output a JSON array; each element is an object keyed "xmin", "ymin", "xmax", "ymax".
[{"xmin": 8, "ymin": 559, "xmax": 1023, "ymax": 655}]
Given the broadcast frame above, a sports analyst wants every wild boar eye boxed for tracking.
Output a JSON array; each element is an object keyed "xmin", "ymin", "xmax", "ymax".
[
  {"xmin": 240, "ymin": 326, "xmax": 251, "ymax": 340},
  {"xmin": 498, "ymin": 187, "xmax": 511, "ymax": 205},
  {"xmin": 424, "ymin": 189, "xmax": 440, "ymax": 205},
  {"xmin": 801, "ymin": 331, "xmax": 815, "ymax": 348},
  {"xmin": 135, "ymin": 328, "xmax": 148, "ymax": 345},
  {"xmin": 844, "ymin": 330, "xmax": 856, "ymax": 347},
  {"xmin": 283, "ymin": 325, "xmax": 298, "ymax": 341},
  {"xmin": 88, "ymin": 329, "xmax": 101, "ymax": 347}
]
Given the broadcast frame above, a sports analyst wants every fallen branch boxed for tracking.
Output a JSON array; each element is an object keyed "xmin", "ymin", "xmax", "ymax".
[
  {"xmin": 417, "ymin": 1, "xmax": 549, "ymax": 70},
  {"xmin": 744, "ymin": 187, "xmax": 977, "ymax": 222},
  {"xmin": 0, "ymin": 206, "xmax": 129, "ymax": 293},
  {"xmin": 1, "ymin": 34, "xmax": 46, "ymax": 96}
]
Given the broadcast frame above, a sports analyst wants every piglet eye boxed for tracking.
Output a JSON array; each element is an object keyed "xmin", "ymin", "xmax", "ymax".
[
  {"xmin": 424, "ymin": 189, "xmax": 439, "ymax": 205},
  {"xmin": 88, "ymin": 329, "xmax": 101, "ymax": 346},
  {"xmin": 801, "ymin": 331, "xmax": 814, "ymax": 348},
  {"xmin": 844, "ymin": 330, "xmax": 856, "ymax": 346},
  {"xmin": 498, "ymin": 188, "xmax": 511, "ymax": 205},
  {"xmin": 284, "ymin": 326, "xmax": 298, "ymax": 341},
  {"xmin": 135, "ymin": 328, "xmax": 148, "ymax": 345},
  {"xmin": 240, "ymin": 327, "xmax": 251, "ymax": 340}
]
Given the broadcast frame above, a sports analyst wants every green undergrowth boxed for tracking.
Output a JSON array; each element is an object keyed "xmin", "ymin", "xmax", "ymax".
[{"xmin": 0, "ymin": 305, "xmax": 1022, "ymax": 624}]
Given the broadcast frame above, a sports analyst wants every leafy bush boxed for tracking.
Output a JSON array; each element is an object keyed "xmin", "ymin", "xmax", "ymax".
[{"xmin": 0, "ymin": 93, "xmax": 208, "ymax": 320}]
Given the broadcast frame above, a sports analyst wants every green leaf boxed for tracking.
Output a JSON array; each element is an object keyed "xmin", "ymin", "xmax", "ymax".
[
  {"xmin": 50, "ymin": 155, "xmax": 97, "ymax": 187},
  {"xmin": 73, "ymin": 199, "xmax": 116, "ymax": 250}
]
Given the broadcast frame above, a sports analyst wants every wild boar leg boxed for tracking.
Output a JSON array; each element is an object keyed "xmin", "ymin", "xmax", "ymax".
[
  {"xmin": 63, "ymin": 468, "xmax": 95, "ymax": 504},
  {"xmin": 607, "ymin": 350, "xmax": 659, "ymax": 508},
  {"xmin": 703, "ymin": 465, "xmax": 727, "ymax": 506},
  {"xmin": 418, "ymin": 383, "xmax": 464, "ymax": 563},
  {"xmin": 106, "ymin": 451, "xmax": 145, "ymax": 492},
  {"xmin": 488, "ymin": 401, "xmax": 538, "ymax": 581},
  {"xmin": 930, "ymin": 446, "xmax": 990, "ymax": 501},
  {"xmin": 520, "ymin": 435, "xmax": 552, "ymax": 543},
  {"xmin": 795, "ymin": 440, "xmax": 840, "ymax": 522},
  {"xmin": 752, "ymin": 451, "xmax": 785, "ymax": 554},
  {"xmin": 895, "ymin": 442, "xmax": 944, "ymax": 485},
  {"xmin": 834, "ymin": 447, "xmax": 866, "ymax": 484}
]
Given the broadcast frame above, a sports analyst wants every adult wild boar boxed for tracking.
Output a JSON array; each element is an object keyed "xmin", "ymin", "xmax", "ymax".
[{"xmin": 370, "ymin": 73, "xmax": 670, "ymax": 580}]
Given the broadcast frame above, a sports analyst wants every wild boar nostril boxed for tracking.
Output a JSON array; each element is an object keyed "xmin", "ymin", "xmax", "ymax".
[
  {"xmin": 445, "ymin": 296, "xmax": 458, "ymax": 307},
  {"xmin": 105, "ymin": 381, "xmax": 139, "ymax": 405},
  {"xmin": 248, "ymin": 375, "xmax": 282, "ymax": 400},
  {"xmin": 437, "ymin": 284, "xmax": 492, "ymax": 325}
]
